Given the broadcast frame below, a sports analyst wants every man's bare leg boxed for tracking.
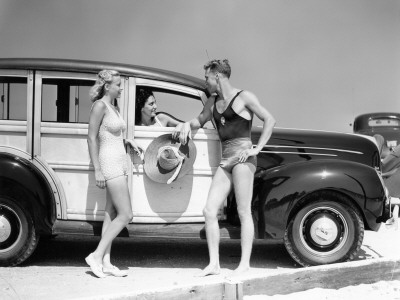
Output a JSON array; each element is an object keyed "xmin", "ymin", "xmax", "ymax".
[
  {"xmin": 229, "ymin": 162, "xmax": 256, "ymax": 277},
  {"xmin": 197, "ymin": 167, "xmax": 232, "ymax": 277}
]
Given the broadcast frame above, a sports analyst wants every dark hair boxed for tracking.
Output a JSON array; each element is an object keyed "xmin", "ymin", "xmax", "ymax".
[
  {"xmin": 203, "ymin": 59, "xmax": 231, "ymax": 78},
  {"xmin": 135, "ymin": 88, "xmax": 154, "ymax": 125}
]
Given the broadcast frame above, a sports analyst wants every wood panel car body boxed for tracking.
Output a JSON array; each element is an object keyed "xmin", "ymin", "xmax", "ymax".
[{"xmin": 0, "ymin": 58, "xmax": 393, "ymax": 267}]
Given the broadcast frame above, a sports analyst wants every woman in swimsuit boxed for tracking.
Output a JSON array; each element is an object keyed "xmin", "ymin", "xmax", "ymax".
[
  {"xmin": 135, "ymin": 88, "xmax": 182, "ymax": 127},
  {"xmin": 86, "ymin": 70, "xmax": 141, "ymax": 278}
]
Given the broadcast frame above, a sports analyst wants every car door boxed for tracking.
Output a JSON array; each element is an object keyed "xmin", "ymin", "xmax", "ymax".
[
  {"xmin": 34, "ymin": 71, "xmax": 128, "ymax": 221},
  {"xmin": 126, "ymin": 78, "xmax": 224, "ymax": 223}
]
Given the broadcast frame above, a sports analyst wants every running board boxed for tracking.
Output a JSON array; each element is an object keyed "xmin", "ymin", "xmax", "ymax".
[{"xmin": 52, "ymin": 220, "xmax": 241, "ymax": 239}]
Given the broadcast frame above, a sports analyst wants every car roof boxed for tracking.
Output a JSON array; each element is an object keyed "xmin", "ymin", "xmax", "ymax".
[
  {"xmin": 354, "ymin": 112, "xmax": 400, "ymax": 121},
  {"xmin": 353, "ymin": 112, "xmax": 400, "ymax": 131},
  {"xmin": 0, "ymin": 58, "xmax": 207, "ymax": 92}
]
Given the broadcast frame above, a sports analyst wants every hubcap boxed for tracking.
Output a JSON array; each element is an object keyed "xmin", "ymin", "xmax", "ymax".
[
  {"xmin": 310, "ymin": 216, "xmax": 338, "ymax": 246},
  {"xmin": 0, "ymin": 215, "xmax": 12, "ymax": 242},
  {"xmin": 299, "ymin": 206, "xmax": 348, "ymax": 255},
  {"xmin": 0, "ymin": 205, "xmax": 22, "ymax": 252}
]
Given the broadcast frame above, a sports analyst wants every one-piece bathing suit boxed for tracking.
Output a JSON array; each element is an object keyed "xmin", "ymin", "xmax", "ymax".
[
  {"xmin": 213, "ymin": 91, "xmax": 257, "ymax": 172},
  {"xmin": 151, "ymin": 116, "xmax": 163, "ymax": 127},
  {"xmin": 97, "ymin": 100, "xmax": 128, "ymax": 181}
]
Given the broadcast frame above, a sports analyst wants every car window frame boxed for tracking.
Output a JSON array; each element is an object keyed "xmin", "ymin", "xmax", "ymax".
[
  {"xmin": 34, "ymin": 71, "xmax": 127, "ymax": 156},
  {"xmin": 0, "ymin": 69, "xmax": 32, "ymax": 153},
  {"xmin": 128, "ymin": 78, "xmax": 213, "ymax": 136}
]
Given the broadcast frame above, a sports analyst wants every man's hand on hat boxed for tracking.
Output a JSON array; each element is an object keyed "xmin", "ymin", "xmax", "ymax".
[
  {"xmin": 144, "ymin": 134, "xmax": 196, "ymax": 184},
  {"xmin": 172, "ymin": 122, "xmax": 192, "ymax": 145}
]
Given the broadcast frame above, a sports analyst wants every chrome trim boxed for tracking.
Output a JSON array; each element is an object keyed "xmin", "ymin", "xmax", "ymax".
[
  {"xmin": 263, "ymin": 126, "xmax": 367, "ymax": 136},
  {"xmin": 0, "ymin": 205, "xmax": 22, "ymax": 251},
  {"xmin": 299, "ymin": 206, "xmax": 348, "ymax": 255},
  {"xmin": 260, "ymin": 150, "xmax": 337, "ymax": 157},
  {"xmin": 263, "ymin": 145, "xmax": 363, "ymax": 155}
]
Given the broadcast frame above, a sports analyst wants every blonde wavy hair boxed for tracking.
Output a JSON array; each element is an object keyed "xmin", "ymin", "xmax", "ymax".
[{"xmin": 89, "ymin": 69, "xmax": 121, "ymax": 102}]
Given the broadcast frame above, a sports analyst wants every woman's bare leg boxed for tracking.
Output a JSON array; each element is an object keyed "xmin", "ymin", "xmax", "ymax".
[
  {"xmin": 101, "ymin": 188, "xmax": 117, "ymax": 268},
  {"xmin": 91, "ymin": 176, "xmax": 133, "ymax": 264}
]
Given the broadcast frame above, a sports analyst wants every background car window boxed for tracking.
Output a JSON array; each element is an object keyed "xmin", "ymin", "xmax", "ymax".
[
  {"xmin": 41, "ymin": 78, "xmax": 94, "ymax": 123},
  {"xmin": 139, "ymin": 87, "xmax": 214, "ymax": 129},
  {"xmin": 0, "ymin": 76, "xmax": 27, "ymax": 121}
]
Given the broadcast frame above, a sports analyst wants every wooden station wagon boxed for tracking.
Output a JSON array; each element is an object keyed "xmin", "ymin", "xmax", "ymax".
[{"xmin": 0, "ymin": 58, "xmax": 394, "ymax": 267}]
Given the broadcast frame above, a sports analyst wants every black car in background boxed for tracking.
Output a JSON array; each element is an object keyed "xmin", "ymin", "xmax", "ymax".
[
  {"xmin": 354, "ymin": 112, "xmax": 400, "ymax": 199},
  {"xmin": 0, "ymin": 58, "xmax": 393, "ymax": 268},
  {"xmin": 354, "ymin": 112, "xmax": 400, "ymax": 149}
]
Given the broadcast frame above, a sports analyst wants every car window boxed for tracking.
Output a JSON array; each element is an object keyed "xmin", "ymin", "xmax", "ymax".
[
  {"xmin": 368, "ymin": 118, "xmax": 400, "ymax": 128},
  {"xmin": 0, "ymin": 76, "xmax": 27, "ymax": 121},
  {"xmin": 41, "ymin": 78, "xmax": 94, "ymax": 123},
  {"xmin": 137, "ymin": 86, "xmax": 214, "ymax": 129}
]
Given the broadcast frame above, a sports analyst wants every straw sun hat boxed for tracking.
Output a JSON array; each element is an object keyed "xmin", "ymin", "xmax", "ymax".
[{"xmin": 143, "ymin": 134, "xmax": 197, "ymax": 184}]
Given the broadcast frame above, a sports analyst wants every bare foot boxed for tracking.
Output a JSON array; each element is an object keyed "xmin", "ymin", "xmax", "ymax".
[
  {"xmin": 226, "ymin": 265, "xmax": 250, "ymax": 280},
  {"xmin": 195, "ymin": 265, "xmax": 221, "ymax": 277}
]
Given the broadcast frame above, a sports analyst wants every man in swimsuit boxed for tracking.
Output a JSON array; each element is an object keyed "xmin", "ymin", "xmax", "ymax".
[{"xmin": 172, "ymin": 59, "xmax": 275, "ymax": 277}]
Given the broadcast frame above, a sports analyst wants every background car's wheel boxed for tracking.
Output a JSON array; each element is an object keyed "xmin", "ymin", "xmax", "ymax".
[
  {"xmin": 0, "ymin": 197, "xmax": 39, "ymax": 266},
  {"xmin": 284, "ymin": 193, "xmax": 364, "ymax": 267}
]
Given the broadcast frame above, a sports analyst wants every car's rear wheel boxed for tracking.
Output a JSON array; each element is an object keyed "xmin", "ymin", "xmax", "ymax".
[
  {"xmin": 0, "ymin": 197, "xmax": 39, "ymax": 266},
  {"xmin": 284, "ymin": 193, "xmax": 364, "ymax": 266}
]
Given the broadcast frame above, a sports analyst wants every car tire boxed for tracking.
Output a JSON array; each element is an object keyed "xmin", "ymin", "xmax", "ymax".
[
  {"xmin": 284, "ymin": 193, "xmax": 364, "ymax": 267},
  {"xmin": 0, "ymin": 197, "xmax": 39, "ymax": 266}
]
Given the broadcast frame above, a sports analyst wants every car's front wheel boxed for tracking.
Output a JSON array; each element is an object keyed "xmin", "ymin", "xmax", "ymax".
[
  {"xmin": 284, "ymin": 194, "xmax": 364, "ymax": 267},
  {"xmin": 0, "ymin": 197, "xmax": 39, "ymax": 266}
]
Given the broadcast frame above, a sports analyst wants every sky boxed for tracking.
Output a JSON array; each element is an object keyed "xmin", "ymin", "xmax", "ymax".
[{"xmin": 0, "ymin": 0, "xmax": 399, "ymax": 132}]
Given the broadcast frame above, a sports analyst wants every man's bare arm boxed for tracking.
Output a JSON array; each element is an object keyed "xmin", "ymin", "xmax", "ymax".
[
  {"xmin": 243, "ymin": 91, "xmax": 276, "ymax": 153},
  {"xmin": 172, "ymin": 96, "xmax": 214, "ymax": 144}
]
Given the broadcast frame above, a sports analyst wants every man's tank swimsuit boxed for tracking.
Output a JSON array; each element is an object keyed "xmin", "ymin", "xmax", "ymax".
[{"xmin": 213, "ymin": 90, "xmax": 257, "ymax": 172}]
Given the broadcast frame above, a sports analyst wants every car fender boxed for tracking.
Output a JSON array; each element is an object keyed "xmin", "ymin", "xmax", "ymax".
[
  {"xmin": 0, "ymin": 146, "xmax": 65, "ymax": 234},
  {"xmin": 253, "ymin": 159, "xmax": 385, "ymax": 239}
]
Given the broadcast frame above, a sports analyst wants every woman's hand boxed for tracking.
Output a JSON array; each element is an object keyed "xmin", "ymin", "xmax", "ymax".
[
  {"xmin": 95, "ymin": 169, "xmax": 106, "ymax": 189},
  {"xmin": 126, "ymin": 139, "xmax": 144, "ymax": 160}
]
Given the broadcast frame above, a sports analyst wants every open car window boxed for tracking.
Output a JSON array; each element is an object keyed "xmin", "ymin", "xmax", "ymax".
[{"xmin": 136, "ymin": 86, "xmax": 214, "ymax": 129}]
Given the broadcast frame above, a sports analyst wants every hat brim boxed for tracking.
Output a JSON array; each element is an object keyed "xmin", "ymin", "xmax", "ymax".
[{"xmin": 144, "ymin": 134, "xmax": 197, "ymax": 184}]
